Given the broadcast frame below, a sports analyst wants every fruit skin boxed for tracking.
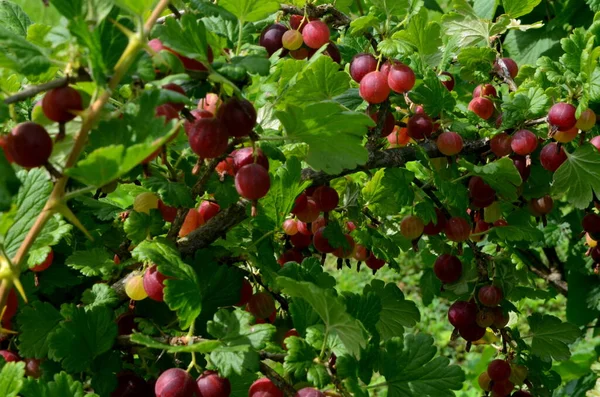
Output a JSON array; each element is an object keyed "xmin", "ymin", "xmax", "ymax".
[
  {"xmin": 488, "ymin": 359, "xmax": 511, "ymax": 382},
  {"xmin": 111, "ymin": 371, "xmax": 152, "ymax": 397},
  {"xmin": 312, "ymin": 186, "xmax": 339, "ymax": 212},
  {"xmin": 149, "ymin": 38, "xmax": 213, "ymax": 72},
  {"xmin": 400, "ymin": 215, "xmax": 424, "ymax": 240},
  {"xmin": 407, "ymin": 114, "xmax": 434, "ymax": 140},
  {"xmin": 458, "ymin": 324, "xmax": 486, "ymax": 341},
  {"xmin": 31, "ymin": 249, "xmax": 54, "ymax": 272},
  {"xmin": 469, "ymin": 176, "xmax": 496, "ymax": 208},
  {"xmin": 291, "ymin": 193, "xmax": 308, "ymax": 214},
  {"xmin": 0, "ymin": 350, "xmax": 20, "ymax": 362},
  {"xmin": 2, "ymin": 289, "xmax": 18, "ymax": 324},
  {"xmin": 439, "ymin": 71, "xmax": 455, "ymax": 91},
  {"xmin": 511, "ymin": 155, "xmax": 531, "ymax": 182},
  {"xmin": 247, "ymin": 292, "xmax": 276, "ymax": 319},
  {"xmin": 188, "ymin": 118, "xmax": 229, "ymax": 159},
  {"xmin": 369, "ymin": 110, "xmax": 395, "ymax": 137},
  {"xmin": 196, "ymin": 370, "xmax": 231, "ymax": 397},
  {"xmin": 359, "ymin": 71, "xmax": 391, "ymax": 104},
  {"xmin": 434, "ymin": 254, "xmax": 462, "ymax": 284},
  {"xmin": 235, "ymin": 278, "xmax": 253, "ymax": 307},
  {"xmin": 155, "ymin": 368, "xmax": 197, "ymax": 397},
  {"xmin": 143, "ymin": 265, "xmax": 168, "ymax": 302},
  {"xmin": 259, "ymin": 24, "xmax": 287, "ymax": 56},
  {"xmin": 333, "ymin": 234, "xmax": 355, "ymax": 258},
  {"xmin": 350, "ymin": 53, "xmax": 378, "ymax": 83},
  {"xmin": 277, "ymin": 248, "xmax": 304, "ymax": 266},
  {"xmin": 290, "ymin": 232, "xmax": 312, "ymax": 248},
  {"xmin": 295, "ymin": 388, "xmax": 325, "ymax": 397},
  {"xmin": 478, "ymin": 285, "xmax": 503, "ymax": 307},
  {"xmin": 424, "ymin": 208, "xmax": 447, "ymax": 235},
  {"xmin": 387, "ymin": 63, "xmax": 416, "ymax": 93},
  {"xmin": 295, "ymin": 199, "xmax": 320, "ymax": 223},
  {"xmin": 540, "ymin": 142, "xmax": 567, "ymax": 172},
  {"xmin": 184, "ymin": 109, "xmax": 214, "ymax": 135},
  {"xmin": 125, "ymin": 274, "xmax": 148, "ymax": 301},
  {"xmin": 313, "ymin": 227, "xmax": 335, "ymax": 253},
  {"xmin": 491, "ymin": 379, "xmax": 514, "ymax": 396},
  {"xmin": 6, "ymin": 122, "xmax": 53, "ymax": 168},
  {"xmin": 490, "ymin": 133, "xmax": 512, "ymax": 157},
  {"xmin": 235, "ymin": 164, "xmax": 271, "ymax": 200},
  {"xmin": 156, "ymin": 104, "xmax": 180, "ymax": 124},
  {"xmin": 511, "ymin": 130, "xmax": 538, "ymax": 155},
  {"xmin": 530, "ymin": 195, "xmax": 553, "ymax": 215},
  {"xmin": 476, "ymin": 309, "xmax": 495, "ymax": 328},
  {"xmin": 248, "ymin": 378, "xmax": 283, "ymax": 397},
  {"xmin": 365, "ymin": 252, "xmax": 386, "ymax": 271},
  {"xmin": 198, "ymin": 201, "xmax": 221, "ymax": 224},
  {"xmin": 232, "ymin": 147, "xmax": 269, "ymax": 172},
  {"xmin": 554, "ymin": 126, "xmax": 578, "ymax": 143},
  {"xmin": 478, "ymin": 372, "xmax": 492, "ymax": 391},
  {"xmin": 577, "ymin": 108, "xmax": 597, "ymax": 131},
  {"xmin": 24, "ymin": 358, "xmax": 42, "ymax": 379},
  {"xmin": 282, "ymin": 29, "xmax": 304, "ymax": 51},
  {"xmin": 492, "ymin": 307, "xmax": 510, "ymax": 328},
  {"xmin": 494, "ymin": 58, "xmax": 518, "ymax": 78},
  {"xmin": 548, "ymin": 102, "xmax": 577, "ymax": 130},
  {"xmin": 473, "ymin": 84, "xmax": 497, "ymax": 98},
  {"xmin": 283, "ymin": 219, "xmax": 298, "ymax": 235},
  {"xmin": 302, "ymin": 20, "xmax": 330, "ymax": 49},
  {"xmin": 133, "ymin": 192, "xmax": 159, "ymax": 214},
  {"xmin": 444, "ymin": 217, "xmax": 471, "ymax": 242},
  {"xmin": 583, "ymin": 213, "xmax": 600, "ymax": 238},
  {"xmin": 179, "ymin": 209, "xmax": 202, "ymax": 238},
  {"xmin": 437, "ymin": 132, "xmax": 463, "ymax": 156},
  {"xmin": 41, "ymin": 86, "xmax": 83, "ymax": 123},
  {"xmin": 468, "ymin": 97, "xmax": 494, "ymax": 119},
  {"xmin": 448, "ymin": 301, "xmax": 477, "ymax": 328},
  {"xmin": 216, "ymin": 97, "xmax": 257, "ymax": 138},
  {"xmin": 158, "ymin": 200, "xmax": 178, "ymax": 223},
  {"xmin": 387, "ymin": 126, "xmax": 410, "ymax": 147}
]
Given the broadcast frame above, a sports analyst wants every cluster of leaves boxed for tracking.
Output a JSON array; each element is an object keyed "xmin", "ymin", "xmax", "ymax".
[{"xmin": 0, "ymin": 0, "xmax": 599, "ymax": 396}]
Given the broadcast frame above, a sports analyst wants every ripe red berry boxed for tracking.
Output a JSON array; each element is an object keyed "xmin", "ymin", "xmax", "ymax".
[
  {"xmin": 387, "ymin": 126, "xmax": 410, "ymax": 147},
  {"xmin": 511, "ymin": 155, "xmax": 531, "ymax": 182},
  {"xmin": 0, "ymin": 350, "xmax": 20, "ymax": 362},
  {"xmin": 359, "ymin": 71, "xmax": 391, "ymax": 104},
  {"xmin": 247, "ymin": 292, "xmax": 276, "ymax": 319},
  {"xmin": 333, "ymin": 234, "xmax": 355, "ymax": 258},
  {"xmin": 155, "ymin": 368, "xmax": 197, "ymax": 397},
  {"xmin": 400, "ymin": 215, "xmax": 424, "ymax": 240},
  {"xmin": 295, "ymin": 388, "xmax": 325, "ymax": 397},
  {"xmin": 196, "ymin": 370, "xmax": 231, "ymax": 397},
  {"xmin": 313, "ymin": 227, "xmax": 335, "ymax": 253},
  {"xmin": 259, "ymin": 24, "xmax": 287, "ymax": 56},
  {"xmin": 448, "ymin": 301, "xmax": 477, "ymax": 328},
  {"xmin": 488, "ymin": 359, "xmax": 511, "ymax": 382},
  {"xmin": 290, "ymin": 15, "xmax": 313, "ymax": 32},
  {"xmin": 365, "ymin": 252, "xmax": 386, "ymax": 271},
  {"xmin": 494, "ymin": 58, "xmax": 518, "ymax": 78},
  {"xmin": 184, "ymin": 109, "xmax": 213, "ymax": 136},
  {"xmin": 437, "ymin": 131, "xmax": 463, "ymax": 156},
  {"xmin": 198, "ymin": 201, "xmax": 220, "ymax": 224},
  {"xmin": 291, "ymin": 193, "xmax": 308, "ymax": 214},
  {"xmin": 434, "ymin": 254, "xmax": 462, "ymax": 284},
  {"xmin": 277, "ymin": 248, "xmax": 304, "ymax": 266},
  {"xmin": 469, "ymin": 176, "xmax": 496, "ymax": 208},
  {"xmin": 6, "ymin": 122, "xmax": 53, "ymax": 168},
  {"xmin": 424, "ymin": 208, "xmax": 447, "ymax": 235},
  {"xmin": 312, "ymin": 186, "xmax": 339, "ymax": 212},
  {"xmin": 468, "ymin": 97, "xmax": 494, "ymax": 119},
  {"xmin": 162, "ymin": 83, "xmax": 186, "ymax": 111},
  {"xmin": 235, "ymin": 278, "xmax": 253, "ymax": 307},
  {"xmin": 283, "ymin": 219, "xmax": 299, "ymax": 236},
  {"xmin": 143, "ymin": 265, "xmax": 168, "ymax": 302},
  {"xmin": 31, "ymin": 250, "xmax": 54, "ymax": 272},
  {"xmin": 548, "ymin": 102, "xmax": 577, "ymax": 131},
  {"xmin": 583, "ymin": 213, "xmax": 600, "ymax": 235},
  {"xmin": 473, "ymin": 84, "xmax": 498, "ymax": 98},
  {"xmin": 188, "ymin": 118, "xmax": 228, "ymax": 159},
  {"xmin": 511, "ymin": 130, "xmax": 538, "ymax": 155},
  {"xmin": 387, "ymin": 63, "xmax": 416, "ymax": 93},
  {"xmin": 369, "ymin": 110, "xmax": 395, "ymax": 137},
  {"xmin": 407, "ymin": 113, "xmax": 434, "ymax": 140},
  {"xmin": 295, "ymin": 199, "xmax": 320, "ymax": 223},
  {"xmin": 353, "ymin": 244, "xmax": 368, "ymax": 261},
  {"xmin": 290, "ymin": 232, "xmax": 312, "ymax": 248},
  {"xmin": 439, "ymin": 71, "xmax": 455, "ymax": 91},
  {"xmin": 216, "ymin": 97, "xmax": 257, "ymax": 138},
  {"xmin": 2, "ymin": 289, "xmax": 18, "ymax": 324},
  {"xmin": 492, "ymin": 379, "xmax": 514, "ymax": 396},
  {"xmin": 41, "ymin": 86, "xmax": 83, "ymax": 123},
  {"xmin": 445, "ymin": 217, "xmax": 471, "ymax": 242},
  {"xmin": 158, "ymin": 200, "xmax": 178, "ymax": 223},
  {"xmin": 350, "ymin": 53, "xmax": 378, "ymax": 83},
  {"xmin": 530, "ymin": 195, "xmax": 554, "ymax": 216},
  {"xmin": 490, "ymin": 133, "xmax": 513, "ymax": 157},
  {"xmin": 478, "ymin": 285, "xmax": 503, "ymax": 307},
  {"xmin": 492, "ymin": 307, "xmax": 510, "ymax": 328},
  {"xmin": 249, "ymin": 378, "xmax": 283, "ymax": 397},
  {"xmin": 302, "ymin": 21, "xmax": 330, "ymax": 49},
  {"xmin": 235, "ymin": 164, "xmax": 271, "ymax": 200},
  {"xmin": 232, "ymin": 147, "xmax": 269, "ymax": 172},
  {"xmin": 458, "ymin": 324, "xmax": 486, "ymax": 341},
  {"xmin": 540, "ymin": 142, "xmax": 567, "ymax": 172}
]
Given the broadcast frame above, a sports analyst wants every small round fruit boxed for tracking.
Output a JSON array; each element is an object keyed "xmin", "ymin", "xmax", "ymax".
[
  {"xmin": 282, "ymin": 29, "xmax": 304, "ymax": 51},
  {"xmin": 478, "ymin": 285, "xmax": 503, "ymax": 307},
  {"xmin": 41, "ymin": 86, "xmax": 83, "ymax": 123},
  {"xmin": 400, "ymin": 215, "xmax": 424, "ymax": 240},
  {"xmin": 448, "ymin": 301, "xmax": 477, "ymax": 328},
  {"xmin": 3, "ymin": 289, "xmax": 18, "ymax": 323},
  {"xmin": 445, "ymin": 217, "xmax": 471, "ymax": 242},
  {"xmin": 478, "ymin": 372, "xmax": 492, "ymax": 391},
  {"xmin": 333, "ymin": 234, "xmax": 355, "ymax": 258},
  {"xmin": 248, "ymin": 378, "xmax": 283, "ymax": 397},
  {"xmin": 473, "ymin": 84, "xmax": 497, "ymax": 98},
  {"xmin": 407, "ymin": 113, "xmax": 434, "ymax": 140},
  {"xmin": 155, "ymin": 104, "xmax": 180, "ymax": 124},
  {"xmin": 511, "ymin": 130, "xmax": 538, "ymax": 155},
  {"xmin": 313, "ymin": 227, "xmax": 335, "ymax": 253},
  {"xmin": 350, "ymin": 53, "xmax": 378, "ymax": 83},
  {"xmin": 369, "ymin": 110, "xmax": 395, "ymax": 137},
  {"xmin": 291, "ymin": 193, "xmax": 308, "ymax": 214},
  {"xmin": 283, "ymin": 219, "xmax": 299, "ymax": 235},
  {"xmin": 290, "ymin": 232, "xmax": 312, "ymax": 248},
  {"xmin": 554, "ymin": 126, "xmax": 578, "ymax": 143},
  {"xmin": 458, "ymin": 324, "xmax": 487, "ymax": 342},
  {"xmin": 235, "ymin": 278, "xmax": 253, "ymax": 307},
  {"xmin": 387, "ymin": 126, "xmax": 410, "ymax": 147},
  {"xmin": 155, "ymin": 368, "xmax": 197, "ymax": 397},
  {"xmin": 312, "ymin": 186, "xmax": 339, "ymax": 212},
  {"xmin": 162, "ymin": 83, "xmax": 186, "ymax": 111},
  {"xmin": 353, "ymin": 244, "xmax": 368, "ymax": 261},
  {"xmin": 216, "ymin": 157, "xmax": 235, "ymax": 177},
  {"xmin": 277, "ymin": 249, "xmax": 304, "ymax": 266},
  {"xmin": 6, "ymin": 122, "xmax": 53, "ymax": 168},
  {"xmin": 199, "ymin": 93, "xmax": 222, "ymax": 115},
  {"xmin": 434, "ymin": 254, "xmax": 462, "ymax": 284},
  {"xmin": 576, "ymin": 108, "xmax": 597, "ymax": 131},
  {"xmin": 490, "ymin": 133, "xmax": 512, "ymax": 157},
  {"xmin": 232, "ymin": 147, "xmax": 269, "ymax": 172},
  {"xmin": 143, "ymin": 265, "xmax": 168, "ymax": 302},
  {"xmin": 494, "ymin": 58, "xmax": 518, "ymax": 78},
  {"xmin": 198, "ymin": 201, "xmax": 220, "ymax": 224},
  {"xmin": 583, "ymin": 213, "xmax": 600, "ymax": 236},
  {"xmin": 188, "ymin": 118, "xmax": 229, "ymax": 158},
  {"xmin": 476, "ymin": 309, "xmax": 495, "ymax": 328},
  {"xmin": 548, "ymin": 102, "xmax": 577, "ymax": 130},
  {"xmin": 492, "ymin": 379, "xmax": 514, "ymax": 396},
  {"xmin": 24, "ymin": 358, "xmax": 41, "ymax": 379},
  {"xmin": 492, "ymin": 307, "xmax": 510, "ymax": 328},
  {"xmin": 259, "ymin": 24, "xmax": 287, "ymax": 56},
  {"xmin": 424, "ymin": 208, "xmax": 447, "ymax": 235},
  {"xmin": 387, "ymin": 63, "xmax": 416, "ymax": 93},
  {"xmin": 302, "ymin": 20, "xmax": 330, "ymax": 49},
  {"xmin": 295, "ymin": 388, "xmax": 325, "ymax": 397},
  {"xmin": 530, "ymin": 195, "xmax": 553, "ymax": 215},
  {"xmin": 290, "ymin": 15, "xmax": 312, "ymax": 31},
  {"xmin": 31, "ymin": 250, "xmax": 54, "ymax": 272},
  {"xmin": 247, "ymin": 292, "xmax": 276, "ymax": 320},
  {"xmin": 540, "ymin": 142, "xmax": 567, "ymax": 172},
  {"xmin": 235, "ymin": 164, "xmax": 271, "ymax": 200},
  {"xmin": 179, "ymin": 209, "xmax": 201, "ymax": 238},
  {"xmin": 469, "ymin": 176, "xmax": 496, "ymax": 208},
  {"xmin": 295, "ymin": 199, "xmax": 320, "ymax": 223},
  {"xmin": 133, "ymin": 192, "xmax": 159, "ymax": 214},
  {"xmin": 437, "ymin": 131, "xmax": 463, "ymax": 156},
  {"xmin": 125, "ymin": 274, "xmax": 148, "ymax": 301},
  {"xmin": 511, "ymin": 155, "xmax": 531, "ymax": 182},
  {"xmin": 365, "ymin": 252, "xmax": 386, "ymax": 271},
  {"xmin": 158, "ymin": 200, "xmax": 177, "ymax": 223},
  {"xmin": 196, "ymin": 370, "xmax": 231, "ymax": 397},
  {"xmin": 359, "ymin": 71, "xmax": 391, "ymax": 104},
  {"xmin": 468, "ymin": 97, "xmax": 494, "ymax": 119},
  {"xmin": 184, "ymin": 109, "xmax": 213, "ymax": 135},
  {"xmin": 439, "ymin": 71, "xmax": 455, "ymax": 91},
  {"xmin": 216, "ymin": 97, "xmax": 257, "ymax": 138},
  {"xmin": 0, "ymin": 350, "xmax": 19, "ymax": 362}
]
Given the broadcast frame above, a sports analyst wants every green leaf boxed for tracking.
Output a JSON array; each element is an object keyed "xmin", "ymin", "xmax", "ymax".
[
  {"xmin": 27, "ymin": 214, "xmax": 72, "ymax": 268},
  {"xmin": 48, "ymin": 306, "xmax": 117, "ymax": 372},
  {"xmin": 459, "ymin": 157, "xmax": 522, "ymax": 201},
  {"xmin": 343, "ymin": 292, "xmax": 382, "ymax": 335},
  {"xmin": 114, "ymin": 0, "xmax": 154, "ymax": 16},
  {"xmin": 552, "ymin": 144, "xmax": 600, "ymax": 209},
  {"xmin": 0, "ymin": 0, "xmax": 31, "ymax": 36},
  {"xmin": 277, "ymin": 101, "xmax": 372, "ymax": 174},
  {"xmin": 81, "ymin": 284, "xmax": 119, "ymax": 309},
  {"xmin": 50, "ymin": 0, "xmax": 82, "ymax": 18},
  {"xmin": 371, "ymin": 0, "xmax": 410, "ymax": 18},
  {"xmin": 142, "ymin": 176, "xmax": 194, "ymax": 208},
  {"xmin": 16, "ymin": 301, "xmax": 62, "ymax": 359},
  {"xmin": 441, "ymin": 11, "xmax": 490, "ymax": 48},
  {"xmin": 4, "ymin": 169, "xmax": 52, "ymax": 258},
  {"xmin": 277, "ymin": 277, "xmax": 368, "ymax": 357},
  {"xmin": 231, "ymin": 55, "xmax": 270, "ymax": 76},
  {"xmin": 528, "ymin": 313, "xmax": 581, "ymax": 362},
  {"xmin": 0, "ymin": 361, "xmax": 25, "ymax": 397},
  {"xmin": 289, "ymin": 298, "xmax": 322, "ymax": 336},
  {"xmin": 502, "ymin": 0, "xmax": 542, "ymax": 18},
  {"xmin": 124, "ymin": 210, "xmax": 165, "ymax": 244},
  {"xmin": 364, "ymin": 280, "xmax": 420, "ymax": 340},
  {"xmin": 0, "ymin": 25, "xmax": 51, "ymax": 74},
  {"xmin": 473, "ymin": 0, "xmax": 498, "ymax": 19},
  {"xmin": 408, "ymin": 69, "xmax": 456, "ymax": 117},
  {"xmin": 278, "ymin": 257, "xmax": 337, "ymax": 289},
  {"xmin": 0, "ymin": 151, "xmax": 19, "ymax": 212},
  {"xmin": 129, "ymin": 333, "xmax": 221, "ymax": 353},
  {"xmin": 283, "ymin": 56, "xmax": 351, "ymax": 104},
  {"xmin": 307, "ymin": 364, "xmax": 331, "ymax": 388},
  {"xmin": 349, "ymin": 15, "xmax": 378, "ymax": 36},
  {"xmin": 491, "ymin": 209, "xmax": 544, "ymax": 241},
  {"xmin": 392, "ymin": 8, "xmax": 441, "ymax": 57},
  {"xmin": 501, "ymin": 87, "xmax": 549, "ymax": 128},
  {"xmin": 154, "ymin": 14, "xmax": 210, "ymax": 64},
  {"xmin": 218, "ymin": 0, "xmax": 279, "ymax": 22},
  {"xmin": 362, "ymin": 168, "xmax": 415, "ymax": 215},
  {"xmin": 132, "ymin": 239, "xmax": 202, "ymax": 329},
  {"xmin": 65, "ymin": 248, "xmax": 116, "ymax": 277},
  {"xmin": 457, "ymin": 46, "xmax": 495, "ymax": 83},
  {"xmin": 382, "ymin": 334, "xmax": 465, "ymax": 397},
  {"xmin": 283, "ymin": 336, "xmax": 318, "ymax": 378},
  {"xmin": 21, "ymin": 371, "xmax": 88, "ymax": 397}
]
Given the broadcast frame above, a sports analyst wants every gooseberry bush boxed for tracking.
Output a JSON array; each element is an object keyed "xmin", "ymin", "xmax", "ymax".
[{"xmin": 1, "ymin": 0, "xmax": 600, "ymax": 396}]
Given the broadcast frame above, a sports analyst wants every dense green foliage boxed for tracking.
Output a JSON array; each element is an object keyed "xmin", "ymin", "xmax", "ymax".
[{"xmin": 1, "ymin": 0, "xmax": 600, "ymax": 396}]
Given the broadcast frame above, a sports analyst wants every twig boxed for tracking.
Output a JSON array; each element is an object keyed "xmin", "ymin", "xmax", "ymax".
[
  {"xmin": 259, "ymin": 362, "xmax": 297, "ymax": 397},
  {"xmin": 515, "ymin": 248, "xmax": 568, "ymax": 296},
  {"xmin": 117, "ymin": 334, "xmax": 209, "ymax": 347},
  {"xmin": 3, "ymin": 71, "xmax": 91, "ymax": 105},
  {"xmin": 259, "ymin": 352, "xmax": 286, "ymax": 362},
  {"xmin": 279, "ymin": 4, "xmax": 351, "ymax": 27}
]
